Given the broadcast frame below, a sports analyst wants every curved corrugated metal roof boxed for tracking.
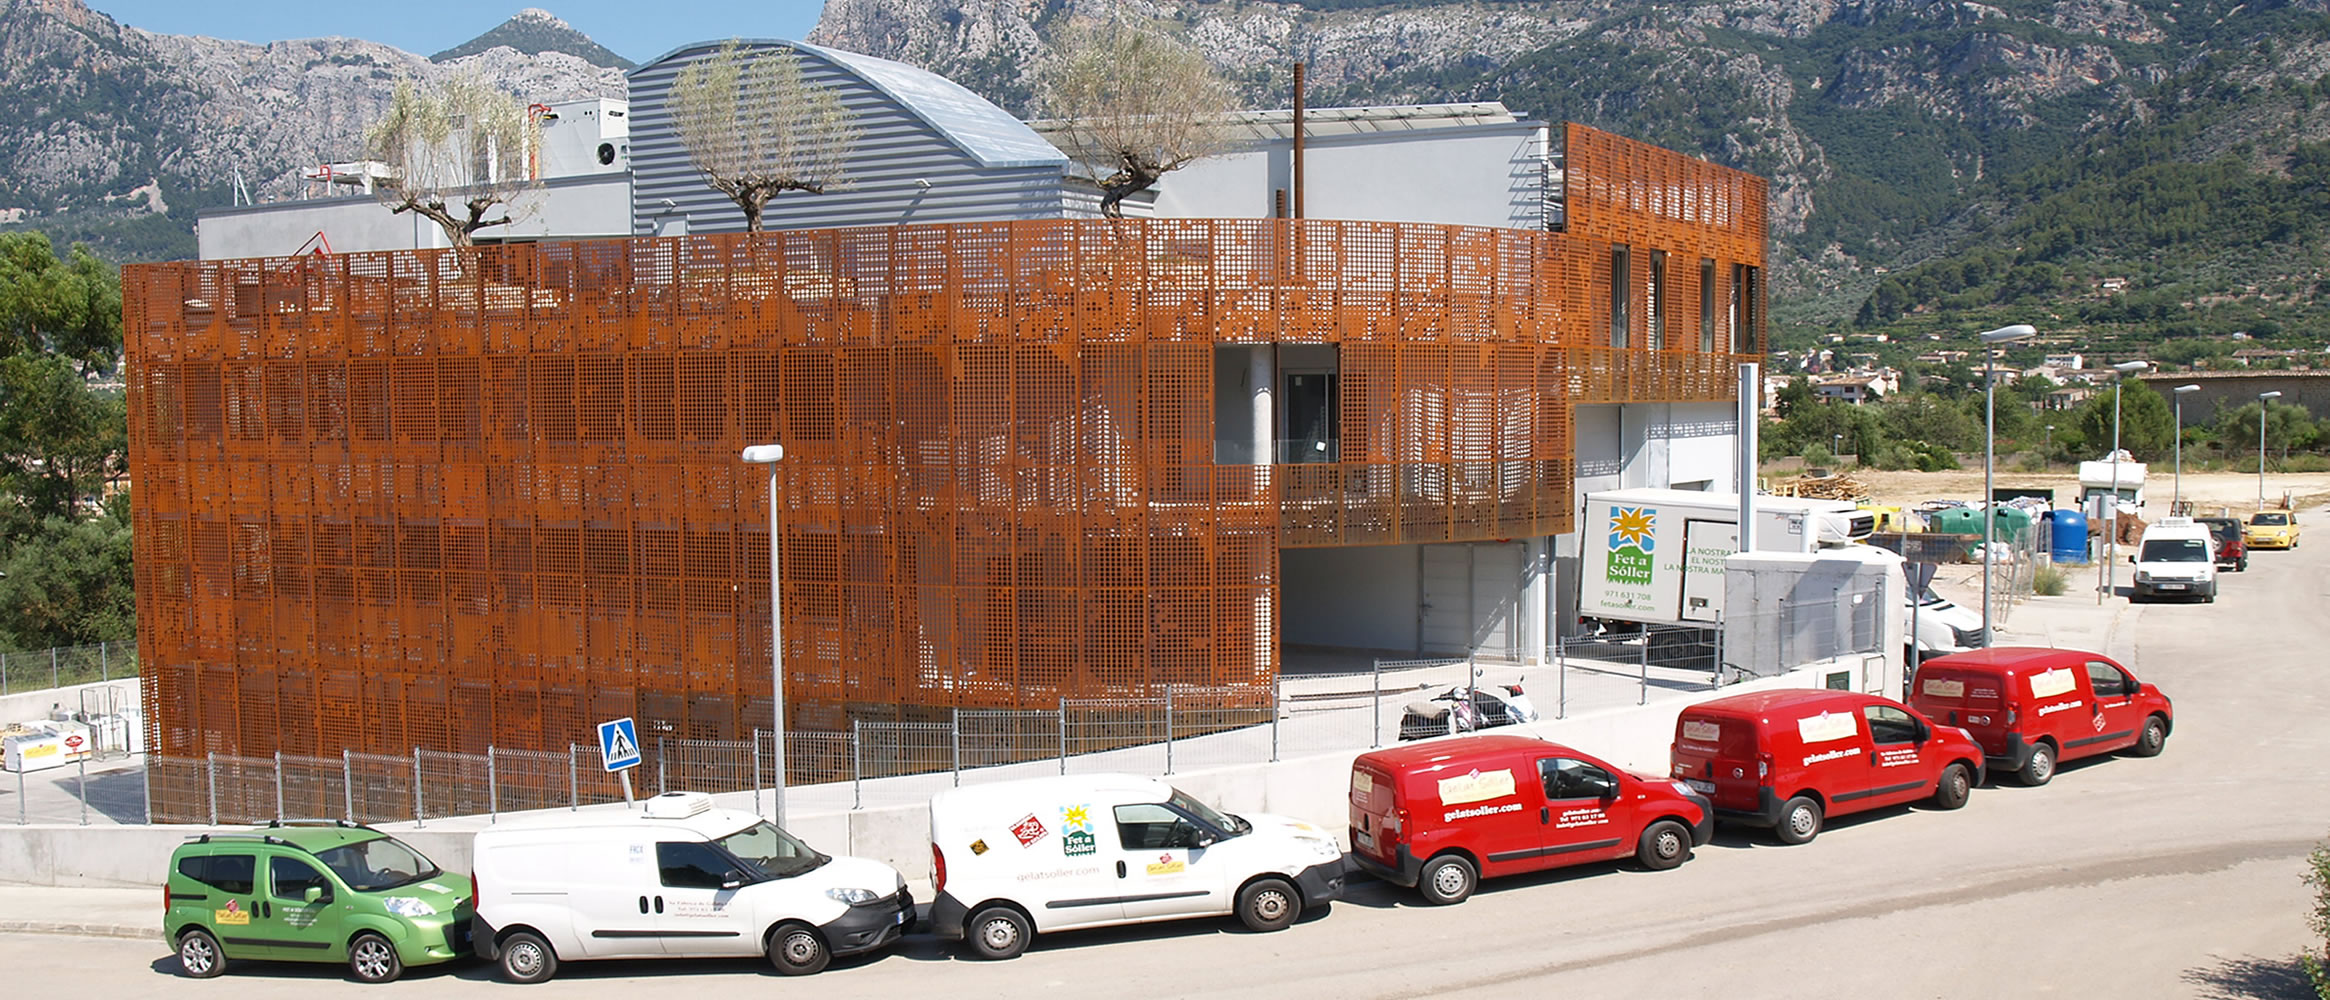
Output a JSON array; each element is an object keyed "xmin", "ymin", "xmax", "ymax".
[{"xmin": 632, "ymin": 39, "xmax": 1067, "ymax": 171}]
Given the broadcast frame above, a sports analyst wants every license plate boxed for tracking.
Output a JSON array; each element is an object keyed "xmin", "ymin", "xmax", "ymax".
[
  {"xmin": 1685, "ymin": 779, "xmax": 1715, "ymax": 795},
  {"xmin": 2158, "ymin": 582, "xmax": 2185, "ymax": 590},
  {"xmin": 1355, "ymin": 830, "xmax": 1376, "ymax": 850}
]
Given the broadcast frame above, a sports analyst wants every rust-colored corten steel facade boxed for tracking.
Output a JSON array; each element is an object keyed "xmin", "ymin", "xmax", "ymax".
[{"xmin": 127, "ymin": 126, "xmax": 1765, "ymax": 816}]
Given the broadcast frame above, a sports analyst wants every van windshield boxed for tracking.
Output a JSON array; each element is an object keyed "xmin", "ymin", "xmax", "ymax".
[
  {"xmin": 313, "ymin": 835, "xmax": 441, "ymax": 892},
  {"xmin": 1169, "ymin": 788, "xmax": 1249, "ymax": 837},
  {"xmin": 715, "ymin": 821, "xmax": 828, "ymax": 880},
  {"xmin": 2140, "ymin": 538, "xmax": 2209, "ymax": 562}
]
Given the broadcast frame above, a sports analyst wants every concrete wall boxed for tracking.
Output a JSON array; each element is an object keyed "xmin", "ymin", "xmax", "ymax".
[
  {"xmin": 1281, "ymin": 543, "xmax": 1420, "ymax": 651},
  {"xmin": 196, "ymin": 174, "xmax": 635, "ymax": 260},
  {"xmin": 0, "ymin": 678, "xmax": 138, "ymax": 728},
  {"xmin": 2133, "ymin": 370, "xmax": 2330, "ymax": 424},
  {"xmin": 0, "ymin": 664, "xmax": 1841, "ymax": 889},
  {"xmin": 1154, "ymin": 124, "xmax": 1547, "ymax": 230}
]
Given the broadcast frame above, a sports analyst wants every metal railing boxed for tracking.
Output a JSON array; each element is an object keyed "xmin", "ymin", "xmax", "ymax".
[{"xmin": 0, "ymin": 639, "xmax": 138, "ymax": 697}]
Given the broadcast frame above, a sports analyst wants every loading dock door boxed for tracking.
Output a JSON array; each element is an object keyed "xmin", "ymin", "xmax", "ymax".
[
  {"xmin": 1419, "ymin": 543, "xmax": 1524, "ymax": 659},
  {"xmin": 1680, "ymin": 519, "xmax": 1737, "ymax": 624}
]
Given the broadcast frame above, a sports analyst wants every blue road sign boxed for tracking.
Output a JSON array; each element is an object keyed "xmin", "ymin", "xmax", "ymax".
[{"xmin": 598, "ymin": 717, "xmax": 641, "ymax": 772}]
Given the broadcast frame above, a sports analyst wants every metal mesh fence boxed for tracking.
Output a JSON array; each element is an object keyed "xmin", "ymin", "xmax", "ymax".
[
  {"xmin": 1062, "ymin": 698, "xmax": 1168, "ymax": 774},
  {"xmin": 277, "ymin": 754, "xmax": 348, "ymax": 821},
  {"xmin": 658, "ymin": 738, "xmax": 754, "ymax": 797},
  {"xmin": 856, "ymin": 722, "xmax": 956, "ymax": 782},
  {"xmin": 958, "ymin": 710, "xmax": 1062, "ymax": 774},
  {"xmin": 0, "ymin": 639, "xmax": 138, "ymax": 697}
]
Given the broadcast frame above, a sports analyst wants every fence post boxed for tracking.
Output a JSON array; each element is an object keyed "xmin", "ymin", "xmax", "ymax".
[
  {"xmin": 950, "ymin": 709, "xmax": 961, "ymax": 787},
  {"xmin": 50, "ymin": 647, "xmax": 58, "ymax": 689},
  {"xmin": 487, "ymin": 746, "xmax": 498, "ymax": 824},
  {"xmin": 657, "ymin": 737, "xmax": 667, "ymax": 796},
  {"xmin": 207, "ymin": 751, "xmax": 219, "ymax": 826},
  {"xmin": 78, "ymin": 753, "xmax": 88, "ymax": 826},
  {"xmin": 1164, "ymin": 685, "xmax": 1175, "ymax": 775},
  {"xmin": 273, "ymin": 750, "xmax": 285, "ymax": 822},
  {"xmin": 1557, "ymin": 639, "xmax": 1568, "ymax": 720},
  {"xmin": 1371, "ymin": 660, "xmax": 1383, "ymax": 748},
  {"xmin": 101, "ymin": 642, "xmax": 109, "ymax": 682},
  {"xmin": 1713, "ymin": 618, "xmax": 1726, "ymax": 690},
  {"xmin": 1057, "ymin": 698, "xmax": 1067, "ymax": 775},
  {"xmin": 1639, "ymin": 630, "xmax": 1650, "ymax": 706},
  {"xmin": 751, "ymin": 729, "xmax": 763, "ymax": 818},
  {"xmin": 342, "ymin": 749, "xmax": 354, "ymax": 824},
  {"xmin": 849, "ymin": 720, "xmax": 863, "ymax": 810},
  {"xmin": 1270, "ymin": 677, "xmax": 1281, "ymax": 763},
  {"xmin": 567, "ymin": 744, "xmax": 578, "ymax": 812},
  {"xmin": 412, "ymin": 748, "xmax": 424, "ymax": 828},
  {"xmin": 2, "ymin": 650, "xmax": 10, "ymax": 697},
  {"xmin": 16, "ymin": 765, "xmax": 24, "ymax": 825}
]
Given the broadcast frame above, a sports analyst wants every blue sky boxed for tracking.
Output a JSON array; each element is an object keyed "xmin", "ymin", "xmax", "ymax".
[{"xmin": 85, "ymin": 1, "xmax": 827, "ymax": 64}]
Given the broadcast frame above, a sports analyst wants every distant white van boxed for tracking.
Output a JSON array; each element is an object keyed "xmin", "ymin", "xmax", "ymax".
[
  {"xmin": 2132, "ymin": 517, "xmax": 2217, "ymax": 603},
  {"xmin": 471, "ymin": 792, "xmax": 909, "ymax": 982},
  {"xmin": 927, "ymin": 774, "xmax": 1348, "ymax": 959}
]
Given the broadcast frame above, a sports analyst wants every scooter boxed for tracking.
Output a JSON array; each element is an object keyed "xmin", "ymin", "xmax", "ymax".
[{"xmin": 1396, "ymin": 675, "xmax": 1540, "ymax": 740}]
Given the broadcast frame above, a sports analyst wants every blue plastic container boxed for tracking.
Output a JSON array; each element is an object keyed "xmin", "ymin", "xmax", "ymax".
[{"xmin": 2048, "ymin": 508, "xmax": 2090, "ymax": 563}]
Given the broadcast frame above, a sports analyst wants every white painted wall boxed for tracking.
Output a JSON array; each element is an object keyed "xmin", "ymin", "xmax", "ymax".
[
  {"xmin": 1153, "ymin": 124, "xmax": 1546, "ymax": 230},
  {"xmin": 197, "ymin": 174, "xmax": 634, "ymax": 260},
  {"xmin": 1281, "ymin": 543, "xmax": 1419, "ymax": 651}
]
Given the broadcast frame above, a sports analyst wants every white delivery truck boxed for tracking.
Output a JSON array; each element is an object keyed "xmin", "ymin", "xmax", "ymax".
[
  {"xmin": 470, "ymin": 791, "xmax": 910, "ymax": 982},
  {"xmin": 927, "ymin": 774, "xmax": 1347, "ymax": 959},
  {"xmin": 2079, "ymin": 452, "xmax": 2147, "ymax": 511}
]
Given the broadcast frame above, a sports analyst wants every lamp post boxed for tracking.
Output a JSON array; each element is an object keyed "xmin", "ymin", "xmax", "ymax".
[
  {"xmin": 2171, "ymin": 384, "xmax": 2199, "ymax": 509},
  {"xmin": 2102, "ymin": 361, "xmax": 2149, "ymax": 603},
  {"xmin": 741, "ymin": 444, "xmax": 787, "ymax": 826},
  {"xmin": 1979, "ymin": 324, "xmax": 2036, "ymax": 640},
  {"xmin": 1833, "ymin": 433, "xmax": 1843, "ymax": 466},
  {"xmin": 2044, "ymin": 424, "xmax": 2054, "ymax": 462},
  {"xmin": 2260, "ymin": 390, "xmax": 2283, "ymax": 513}
]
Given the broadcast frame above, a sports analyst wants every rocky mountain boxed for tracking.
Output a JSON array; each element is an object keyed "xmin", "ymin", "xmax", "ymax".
[
  {"xmin": 431, "ymin": 8, "xmax": 634, "ymax": 69},
  {"xmin": 0, "ymin": 0, "xmax": 624, "ymax": 259},
  {"xmin": 810, "ymin": 0, "xmax": 2330, "ymax": 332}
]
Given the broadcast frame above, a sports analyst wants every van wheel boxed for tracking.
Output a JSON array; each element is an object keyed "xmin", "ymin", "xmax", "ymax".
[
  {"xmin": 176, "ymin": 928, "xmax": 225, "ymax": 978},
  {"xmin": 347, "ymin": 931, "xmax": 403, "ymax": 984},
  {"xmin": 2130, "ymin": 715, "xmax": 2169, "ymax": 758},
  {"xmin": 1418, "ymin": 854, "xmax": 1476, "ymax": 905},
  {"xmin": 2019, "ymin": 741, "xmax": 2057, "ymax": 786},
  {"xmin": 1774, "ymin": 795, "xmax": 1823, "ymax": 845},
  {"xmin": 1237, "ymin": 877, "xmax": 1299, "ymax": 932},
  {"xmin": 1932, "ymin": 763, "xmax": 1972, "ymax": 810},
  {"xmin": 766, "ymin": 922, "xmax": 829, "ymax": 976},
  {"xmin": 966, "ymin": 906, "xmax": 1031, "ymax": 960},
  {"xmin": 497, "ymin": 930, "xmax": 557, "ymax": 984},
  {"xmin": 1636, "ymin": 820, "xmax": 1690, "ymax": 871}
]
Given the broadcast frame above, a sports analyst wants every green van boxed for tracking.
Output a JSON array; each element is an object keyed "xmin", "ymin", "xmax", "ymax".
[{"xmin": 165, "ymin": 820, "xmax": 473, "ymax": 982}]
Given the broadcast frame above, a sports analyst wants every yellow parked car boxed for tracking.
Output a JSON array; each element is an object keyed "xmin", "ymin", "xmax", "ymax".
[{"xmin": 2245, "ymin": 511, "xmax": 2300, "ymax": 549}]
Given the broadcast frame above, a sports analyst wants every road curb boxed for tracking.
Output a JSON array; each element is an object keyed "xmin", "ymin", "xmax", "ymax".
[{"xmin": 0, "ymin": 920, "xmax": 155, "ymax": 941}]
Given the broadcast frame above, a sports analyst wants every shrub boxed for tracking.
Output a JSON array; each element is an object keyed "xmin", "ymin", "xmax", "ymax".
[
  {"xmin": 2015, "ymin": 451, "xmax": 2048, "ymax": 473},
  {"xmin": 2306, "ymin": 839, "xmax": 2330, "ymax": 998},
  {"xmin": 2031, "ymin": 563, "xmax": 2067, "ymax": 596}
]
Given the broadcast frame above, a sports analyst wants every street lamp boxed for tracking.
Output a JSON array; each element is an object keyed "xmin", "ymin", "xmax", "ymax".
[
  {"xmin": 2102, "ymin": 361, "xmax": 2149, "ymax": 603},
  {"xmin": 741, "ymin": 443, "xmax": 788, "ymax": 826},
  {"xmin": 2171, "ymin": 384, "xmax": 2199, "ymax": 509},
  {"xmin": 2260, "ymin": 390, "xmax": 2283, "ymax": 513},
  {"xmin": 2044, "ymin": 424, "xmax": 2054, "ymax": 461},
  {"xmin": 1979, "ymin": 324, "xmax": 2036, "ymax": 640},
  {"xmin": 1833, "ymin": 433, "xmax": 1844, "ymax": 466}
]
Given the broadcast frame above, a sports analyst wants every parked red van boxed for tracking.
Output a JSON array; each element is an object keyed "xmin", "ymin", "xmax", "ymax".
[
  {"xmin": 1906, "ymin": 646, "xmax": 2173, "ymax": 787},
  {"xmin": 1348, "ymin": 735, "xmax": 1712, "ymax": 905},
  {"xmin": 1669, "ymin": 690, "xmax": 1984, "ymax": 845}
]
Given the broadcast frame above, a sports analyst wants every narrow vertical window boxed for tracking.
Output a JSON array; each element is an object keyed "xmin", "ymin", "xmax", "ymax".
[
  {"xmin": 1648, "ymin": 250, "xmax": 1668, "ymax": 351},
  {"xmin": 1733, "ymin": 264, "xmax": 1761, "ymax": 354},
  {"xmin": 1609, "ymin": 245, "xmax": 1631, "ymax": 349},
  {"xmin": 1700, "ymin": 258, "xmax": 1718, "ymax": 353}
]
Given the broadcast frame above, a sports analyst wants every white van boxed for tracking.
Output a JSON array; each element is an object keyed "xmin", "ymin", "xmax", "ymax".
[
  {"xmin": 470, "ymin": 791, "xmax": 909, "ymax": 982},
  {"xmin": 2132, "ymin": 517, "xmax": 2217, "ymax": 603},
  {"xmin": 927, "ymin": 774, "xmax": 1347, "ymax": 959}
]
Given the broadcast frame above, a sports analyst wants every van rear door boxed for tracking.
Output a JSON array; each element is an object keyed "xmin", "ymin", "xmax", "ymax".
[
  {"xmin": 1917, "ymin": 668, "xmax": 2009, "ymax": 757},
  {"xmin": 1348, "ymin": 760, "xmax": 1398, "ymax": 864},
  {"xmin": 1672, "ymin": 710, "xmax": 1762, "ymax": 812}
]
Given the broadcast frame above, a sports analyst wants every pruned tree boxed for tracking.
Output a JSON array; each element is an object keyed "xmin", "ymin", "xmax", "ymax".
[
  {"xmin": 670, "ymin": 41, "xmax": 859, "ymax": 232},
  {"xmin": 1038, "ymin": 18, "xmax": 1234, "ymax": 218},
  {"xmin": 364, "ymin": 76, "xmax": 542, "ymax": 248}
]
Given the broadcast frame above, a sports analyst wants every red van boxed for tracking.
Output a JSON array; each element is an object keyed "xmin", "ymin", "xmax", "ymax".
[
  {"xmin": 1669, "ymin": 690, "xmax": 1984, "ymax": 845},
  {"xmin": 1347, "ymin": 734, "xmax": 1711, "ymax": 905},
  {"xmin": 1906, "ymin": 646, "xmax": 2173, "ymax": 786}
]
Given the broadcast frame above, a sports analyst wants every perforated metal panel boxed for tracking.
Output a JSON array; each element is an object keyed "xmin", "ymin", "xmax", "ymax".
[{"xmin": 129, "ymin": 144, "xmax": 1766, "ymax": 821}]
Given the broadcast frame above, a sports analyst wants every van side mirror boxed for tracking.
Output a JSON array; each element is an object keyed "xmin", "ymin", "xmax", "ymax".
[
  {"xmin": 303, "ymin": 885, "xmax": 327, "ymax": 905},
  {"xmin": 1194, "ymin": 832, "xmax": 1217, "ymax": 848},
  {"xmin": 720, "ymin": 870, "xmax": 746, "ymax": 890}
]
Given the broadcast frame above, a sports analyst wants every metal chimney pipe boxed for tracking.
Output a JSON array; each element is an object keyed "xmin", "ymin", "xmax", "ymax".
[{"xmin": 1292, "ymin": 62, "xmax": 1306, "ymax": 219}]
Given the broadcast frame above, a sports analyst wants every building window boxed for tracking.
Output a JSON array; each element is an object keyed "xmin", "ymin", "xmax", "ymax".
[
  {"xmin": 1700, "ymin": 258, "xmax": 1718, "ymax": 353},
  {"xmin": 1732, "ymin": 263, "xmax": 1761, "ymax": 354},
  {"xmin": 1212, "ymin": 345, "xmax": 1339, "ymax": 464},
  {"xmin": 1609, "ymin": 245, "xmax": 1631, "ymax": 349},
  {"xmin": 1648, "ymin": 250, "xmax": 1668, "ymax": 351}
]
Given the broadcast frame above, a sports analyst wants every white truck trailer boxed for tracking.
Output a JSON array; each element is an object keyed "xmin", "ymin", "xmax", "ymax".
[{"xmin": 1579, "ymin": 488, "xmax": 1876, "ymax": 626}]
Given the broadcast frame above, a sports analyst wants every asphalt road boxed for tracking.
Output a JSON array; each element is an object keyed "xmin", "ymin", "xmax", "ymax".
[{"xmin": 6, "ymin": 513, "xmax": 2326, "ymax": 998}]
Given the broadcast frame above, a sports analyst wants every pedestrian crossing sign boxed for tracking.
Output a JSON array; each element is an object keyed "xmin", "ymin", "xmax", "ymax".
[{"xmin": 598, "ymin": 717, "xmax": 641, "ymax": 772}]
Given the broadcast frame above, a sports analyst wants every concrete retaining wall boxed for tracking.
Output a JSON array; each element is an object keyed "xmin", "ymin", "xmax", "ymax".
[
  {"xmin": 0, "ymin": 665, "xmax": 1833, "ymax": 889},
  {"xmin": 0, "ymin": 679, "xmax": 139, "ymax": 729}
]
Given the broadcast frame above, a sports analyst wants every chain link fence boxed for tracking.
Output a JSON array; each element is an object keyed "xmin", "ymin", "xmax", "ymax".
[{"xmin": 0, "ymin": 639, "xmax": 138, "ymax": 697}]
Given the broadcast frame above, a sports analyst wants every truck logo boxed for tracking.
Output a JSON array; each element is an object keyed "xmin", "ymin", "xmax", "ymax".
[
  {"xmin": 1061, "ymin": 804, "xmax": 1096, "ymax": 857},
  {"xmin": 1010, "ymin": 814, "xmax": 1049, "ymax": 847},
  {"xmin": 1606, "ymin": 507, "xmax": 1658, "ymax": 586}
]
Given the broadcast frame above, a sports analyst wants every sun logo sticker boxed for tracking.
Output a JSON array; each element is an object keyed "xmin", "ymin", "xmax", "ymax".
[
  {"xmin": 1605, "ymin": 506, "xmax": 1657, "ymax": 586},
  {"xmin": 1061, "ymin": 804, "xmax": 1096, "ymax": 857}
]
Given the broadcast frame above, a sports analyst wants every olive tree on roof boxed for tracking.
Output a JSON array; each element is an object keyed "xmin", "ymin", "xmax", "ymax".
[
  {"xmin": 670, "ymin": 42, "xmax": 860, "ymax": 232},
  {"xmin": 1038, "ymin": 19, "xmax": 1234, "ymax": 219},
  {"xmin": 364, "ymin": 76, "xmax": 543, "ymax": 249}
]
